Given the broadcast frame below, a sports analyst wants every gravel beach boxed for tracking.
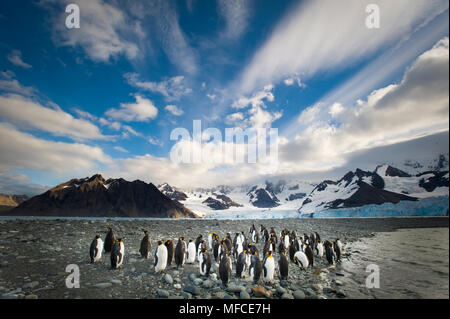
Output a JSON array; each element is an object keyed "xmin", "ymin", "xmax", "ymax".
[{"xmin": 0, "ymin": 217, "xmax": 448, "ymax": 299}]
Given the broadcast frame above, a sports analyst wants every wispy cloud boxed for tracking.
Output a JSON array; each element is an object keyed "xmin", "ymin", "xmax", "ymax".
[
  {"xmin": 238, "ymin": 0, "xmax": 449, "ymax": 93},
  {"xmin": 125, "ymin": 73, "xmax": 192, "ymax": 102},
  {"xmin": 165, "ymin": 104, "xmax": 184, "ymax": 116},
  {"xmin": 7, "ymin": 50, "xmax": 32, "ymax": 69},
  {"xmin": 217, "ymin": 0, "xmax": 252, "ymax": 40}
]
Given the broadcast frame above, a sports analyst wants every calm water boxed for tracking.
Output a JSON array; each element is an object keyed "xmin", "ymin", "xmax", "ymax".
[{"xmin": 337, "ymin": 228, "xmax": 449, "ymax": 299}]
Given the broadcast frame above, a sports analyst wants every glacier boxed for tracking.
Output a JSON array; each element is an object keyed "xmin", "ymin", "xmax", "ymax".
[{"xmin": 301, "ymin": 195, "xmax": 449, "ymax": 218}]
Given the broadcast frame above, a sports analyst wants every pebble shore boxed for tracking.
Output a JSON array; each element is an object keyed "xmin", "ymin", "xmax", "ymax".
[{"xmin": 0, "ymin": 217, "xmax": 447, "ymax": 299}]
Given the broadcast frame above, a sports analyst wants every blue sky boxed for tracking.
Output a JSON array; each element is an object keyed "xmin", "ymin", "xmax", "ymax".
[{"xmin": 0, "ymin": 0, "xmax": 449, "ymax": 194}]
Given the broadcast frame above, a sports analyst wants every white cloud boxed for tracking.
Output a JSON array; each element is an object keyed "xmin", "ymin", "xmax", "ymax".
[
  {"xmin": 206, "ymin": 94, "xmax": 216, "ymax": 100},
  {"xmin": 148, "ymin": 137, "xmax": 163, "ymax": 146},
  {"xmin": 0, "ymin": 94, "xmax": 107, "ymax": 140},
  {"xmin": 238, "ymin": 0, "xmax": 448, "ymax": 92},
  {"xmin": 105, "ymin": 94, "xmax": 158, "ymax": 122},
  {"xmin": 217, "ymin": 0, "xmax": 251, "ymax": 40},
  {"xmin": 7, "ymin": 50, "xmax": 32, "ymax": 69},
  {"xmin": 165, "ymin": 104, "xmax": 184, "ymax": 116},
  {"xmin": 283, "ymin": 75, "xmax": 305, "ymax": 88},
  {"xmin": 0, "ymin": 123, "xmax": 111, "ymax": 174},
  {"xmin": 232, "ymin": 85, "xmax": 274, "ymax": 109},
  {"xmin": 113, "ymin": 146, "xmax": 128, "ymax": 153},
  {"xmin": 45, "ymin": 0, "xmax": 142, "ymax": 62},
  {"xmin": 0, "ymin": 71, "xmax": 35, "ymax": 96},
  {"xmin": 281, "ymin": 37, "xmax": 449, "ymax": 173},
  {"xmin": 329, "ymin": 102, "xmax": 344, "ymax": 118},
  {"xmin": 125, "ymin": 73, "xmax": 192, "ymax": 102},
  {"xmin": 0, "ymin": 172, "xmax": 50, "ymax": 196}
]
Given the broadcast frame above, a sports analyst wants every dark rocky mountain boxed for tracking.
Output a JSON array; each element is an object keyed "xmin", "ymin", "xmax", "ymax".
[
  {"xmin": 247, "ymin": 187, "xmax": 280, "ymax": 208},
  {"xmin": 8, "ymin": 175, "xmax": 199, "ymax": 218},
  {"xmin": 202, "ymin": 194, "xmax": 243, "ymax": 210},
  {"xmin": 158, "ymin": 183, "xmax": 188, "ymax": 201},
  {"xmin": 418, "ymin": 171, "xmax": 449, "ymax": 192}
]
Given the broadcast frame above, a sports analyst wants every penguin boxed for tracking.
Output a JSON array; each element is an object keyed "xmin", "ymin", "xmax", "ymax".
[
  {"xmin": 213, "ymin": 238, "xmax": 221, "ymax": 262},
  {"xmin": 269, "ymin": 228, "xmax": 278, "ymax": 244},
  {"xmin": 250, "ymin": 224, "xmax": 259, "ymax": 243},
  {"xmin": 224, "ymin": 235, "xmax": 233, "ymax": 253},
  {"xmin": 278, "ymin": 240, "xmax": 286, "ymax": 254},
  {"xmin": 336, "ymin": 238, "xmax": 343, "ymax": 251},
  {"xmin": 233, "ymin": 232, "xmax": 241, "ymax": 250},
  {"xmin": 89, "ymin": 235, "xmax": 103, "ymax": 263},
  {"xmin": 315, "ymin": 232, "xmax": 321, "ymax": 243},
  {"xmin": 261, "ymin": 226, "xmax": 269, "ymax": 243},
  {"xmin": 111, "ymin": 238, "xmax": 124, "ymax": 269},
  {"xmin": 324, "ymin": 241, "xmax": 335, "ymax": 265},
  {"xmin": 198, "ymin": 247, "xmax": 211, "ymax": 277},
  {"xmin": 263, "ymin": 251, "xmax": 275, "ymax": 282},
  {"xmin": 278, "ymin": 250, "xmax": 289, "ymax": 280},
  {"xmin": 175, "ymin": 237, "xmax": 186, "ymax": 268},
  {"xmin": 284, "ymin": 232, "xmax": 290, "ymax": 250},
  {"xmin": 236, "ymin": 250, "xmax": 248, "ymax": 278},
  {"xmin": 333, "ymin": 240, "xmax": 341, "ymax": 262},
  {"xmin": 239, "ymin": 232, "xmax": 245, "ymax": 246},
  {"xmin": 164, "ymin": 239, "xmax": 175, "ymax": 266},
  {"xmin": 304, "ymin": 244, "xmax": 314, "ymax": 267},
  {"xmin": 247, "ymin": 242, "xmax": 258, "ymax": 256},
  {"xmin": 197, "ymin": 239, "xmax": 207, "ymax": 261},
  {"xmin": 155, "ymin": 240, "xmax": 168, "ymax": 273},
  {"xmin": 185, "ymin": 239, "xmax": 196, "ymax": 264},
  {"xmin": 139, "ymin": 230, "xmax": 151, "ymax": 259},
  {"xmin": 195, "ymin": 234, "xmax": 203, "ymax": 252},
  {"xmin": 208, "ymin": 233, "xmax": 216, "ymax": 250},
  {"xmin": 218, "ymin": 251, "xmax": 232, "ymax": 286},
  {"xmin": 315, "ymin": 240, "xmax": 324, "ymax": 257},
  {"xmin": 248, "ymin": 252, "xmax": 262, "ymax": 284},
  {"xmin": 104, "ymin": 227, "xmax": 115, "ymax": 253},
  {"xmin": 263, "ymin": 238, "xmax": 275, "ymax": 256},
  {"xmin": 288, "ymin": 239, "xmax": 298, "ymax": 262},
  {"xmin": 293, "ymin": 251, "xmax": 309, "ymax": 270},
  {"xmin": 234, "ymin": 240, "xmax": 243, "ymax": 260}
]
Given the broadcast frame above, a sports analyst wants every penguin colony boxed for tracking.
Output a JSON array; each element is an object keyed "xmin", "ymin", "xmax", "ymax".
[{"xmin": 90, "ymin": 224, "xmax": 345, "ymax": 287}]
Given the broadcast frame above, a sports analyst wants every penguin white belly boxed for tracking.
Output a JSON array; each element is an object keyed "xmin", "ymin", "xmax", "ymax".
[
  {"xmin": 117, "ymin": 243, "xmax": 125, "ymax": 267},
  {"xmin": 236, "ymin": 242, "xmax": 243, "ymax": 256},
  {"xmin": 294, "ymin": 251, "xmax": 309, "ymax": 269},
  {"xmin": 264, "ymin": 257, "xmax": 275, "ymax": 281},
  {"xmin": 187, "ymin": 243, "xmax": 196, "ymax": 264},
  {"xmin": 337, "ymin": 240, "xmax": 343, "ymax": 251},
  {"xmin": 94, "ymin": 238, "xmax": 103, "ymax": 262},
  {"xmin": 198, "ymin": 253, "xmax": 205, "ymax": 275},
  {"xmin": 284, "ymin": 235, "xmax": 290, "ymax": 250},
  {"xmin": 317, "ymin": 243, "xmax": 324, "ymax": 257},
  {"xmin": 208, "ymin": 235, "xmax": 213, "ymax": 249},
  {"xmin": 155, "ymin": 246, "xmax": 168, "ymax": 272}
]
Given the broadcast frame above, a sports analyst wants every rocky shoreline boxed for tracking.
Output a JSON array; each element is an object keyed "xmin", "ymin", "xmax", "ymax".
[{"xmin": 0, "ymin": 217, "xmax": 448, "ymax": 299}]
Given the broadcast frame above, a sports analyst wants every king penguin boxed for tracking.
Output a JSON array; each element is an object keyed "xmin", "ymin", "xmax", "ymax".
[
  {"xmin": 186, "ymin": 239, "xmax": 196, "ymax": 264},
  {"xmin": 104, "ymin": 227, "xmax": 115, "ymax": 253},
  {"xmin": 315, "ymin": 240, "xmax": 324, "ymax": 257},
  {"xmin": 111, "ymin": 238, "xmax": 125, "ymax": 269},
  {"xmin": 155, "ymin": 240, "xmax": 168, "ymax": 273},
  {"xmin": 89, "ymin": 235, "xmax": 103, "ymax": 263},
  {"xmin": 333, "ymin": 239, "xmax": 341, "ymax": 262},
  {"xmin": 195, "ymin": 234, "xmax": 203, "ymax": 252},
  {"xmin": 164, "ymin": 239, "xmax": 175, "ymax": 266},
  {"xmin": 278, "ymin": 250, "xmax": 289, "ymax": 280},
  {"xmin": 236, "ymin": 250, "xmax": 248, "ymax": 278},
  {"xmin": 218, "ymin": 250, "xmax": 232, "ymax": 287},
  {"xmin": 263, "ymin": 250, "xmax": 275, "ymax": 282},
  {"xmin": 175, "ymin": 237, "xmax": 186, "ymax": 268},
  {"xmin": 139, "ymin": 230, "xmax": 151, "ymax": 259},
  {"xmin": 249, "ymin": 252, "xmax": 263, "ymax": 284},
  {"xmin": 198, "ymin": 247, "xmax": 212, "ymax": 277},
  {"xmin": 304, "ymin": 244, "xmax": 314, "ymax": 267},
  {"xmin": 293, "ymin": 250, "xmax": 309, "ymax": 270},
  {"xmin": 324, "ymin": 241, "xmax": 335, "ymax": 265}
]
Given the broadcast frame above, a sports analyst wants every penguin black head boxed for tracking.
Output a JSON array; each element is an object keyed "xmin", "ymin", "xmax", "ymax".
[
  {"xmin": 198, "ymin": 234, "xmax": 203, "ymax": 238},
  {"xmin": 189, "ymin": 239, "xmax": 193, "ymax": 243},
  {"xmin": 95, "ymin": 234, "xmax": 100, "ymax": 239},
  {"xmin": 157, "ymin": 240, "xmax": 163, "ymax": 245},
  {"xmin": 179, "ymin": 237, "xmax": 184, "ymax": 241}
]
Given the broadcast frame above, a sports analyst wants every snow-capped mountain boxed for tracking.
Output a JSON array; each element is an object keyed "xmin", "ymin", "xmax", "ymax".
[{"xmin": 158, "ymin": 154, "xmax": 449, "ymax": 218}]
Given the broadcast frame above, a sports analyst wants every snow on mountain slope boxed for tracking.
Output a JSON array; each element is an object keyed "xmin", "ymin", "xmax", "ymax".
[{"xmin": 375, "ymin": 164, "xmax": 449, "ymax": 198}]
